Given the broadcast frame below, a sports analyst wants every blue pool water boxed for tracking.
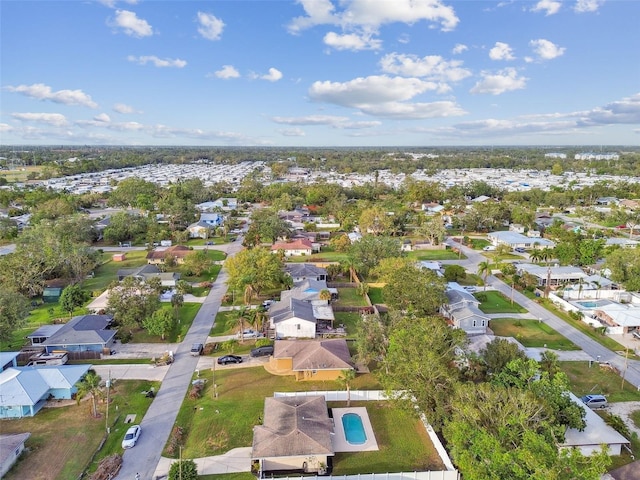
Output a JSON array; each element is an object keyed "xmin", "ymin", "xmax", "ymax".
[
  {"xmin": 577, "ymin": 300, "xmax": 608, "ymax": 309},
  {"xmin": 342, "ymin": 413, "xmax": 367, "ymax": 445}
]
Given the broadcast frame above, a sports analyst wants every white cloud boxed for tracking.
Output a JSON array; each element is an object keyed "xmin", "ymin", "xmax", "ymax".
[
  {"xmin": 278, "ymin": 128, "xmax": 306, "ymax": 137},
  {"xmin": 111, "ymin": 9, "xmax": 153, "ymax": 37},
  {"xmin": 113, "ymin": 103, "xmax": 139, "ymax": 114},
  {"xmin": 288, "ymin": 0, "xmax": 459, "ymax": 35},
  {"xmin": 452, "ymin": 43, "xmax": 468, "ymax": 54},
  {"xmin": 272, "ymin": 114, "xmax": 383, "ymax": 129},
  {"xmin": 98, "ymin": 0, "xmax": 138, "ymax": 8},
  {"xmin": 576, "ymin": 92, "xmax": 640, "ymax": 126},
  {"xmin": 213, "ymin": 65, "xmax": 240, "ymax": 79},
  {"xmin": 308, "ymin": 75, "xmax": 466, "ymax": 119},
  {"xmin": 127, "ymin": 55, "xmax": 187, "ymax": 68},
  {"xmin": 470, "ymin": 68, "xmax": 527, "ymax": 95},
  {"xmin": 531, "ymin": 0, "xmax": 562, "ymax": 15},
  {"xmin": 323, "ymin": 31, "xmax": 382, "ymax": 51},
  {"xmin": 0, "ymin": 123, "xmax": 14, "ymax": 133},
  {"xmin": 489, "ymin": 42, "xmax": 515, "ymax": 61},
  {"xmin": 11, "ymin": 112, "xmax": 68, "ymax": 127},
  {"xmin": 197, "ymin": 12, "xmax": 225, "ymax": 40},
  {"xmin": 529, "ymin": 39, "xmax": 565, "ymax": 60},
  {"xmin": 93, "ymin": 113, "xmax": 111, "ymax": 123},
  {"xmin": 260, "ymin": 68, "xmax": 283, "ymax": 82},
  {"xmin": 379, "ymin": 53, "xmax": 471, "ymax": 83},
  {"xmin": 574, "ymin": 0, "xmax": 604, "ymax": 13},
  {"xmin": 4, "ymin": 83, "xmax": 98, "ymax": 108}
]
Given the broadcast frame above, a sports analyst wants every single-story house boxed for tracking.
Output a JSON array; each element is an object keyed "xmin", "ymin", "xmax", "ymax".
[
  {"xmin": 146, "ymin": 245, "xmax": 192, "ymax": 265},
  {"xmin": 0, "ymin": 433, "xmax": 31, "ymax": 477},
  {"xmin": 561, "ymin": 392, "xmax": 629, "ymax": 455},
  {"xmin": 606, "ymin": 238, "xmax": 639, "ymax": 249},
  {"xmin": 269, "ymin": 298, "xmax": 317, "ymax": 339},
  {"xmin": 516, "ymin": 264, "xmax": 588, "ymax": 288},
  {"xmin": 196, "ymin": 198, "xmax": 238, "ymax": 212},
  {"xmin": 487, "ymin": 231, "xmax": 555, "ymax": 250},
  {"xmin": 117, "ymin": 264, "xmax": 181, "ymax": 287},
  {"xmin": 284, "ymin": 263, "xmax": 327, "ymax": 284},
  {"xmin": 592, "ymin": 304, "xmax": 640, "ymax": 335},
  {"xmin": 0, "ymin": 352, "xmax": 19, "ymax": 372},
  {"xmin": 252, "ymin": 395, "xmax": 334, "ymax": 476},
  {"xmin": 269, "ymin": 339, "xmax": 354, "ymax": 381},
  {"xmin": 440, "ymin": 289, "xmax": 490, "ymax": 335},
  {"xmin": 0, "ymin": 365, "xmax": 91, "ymax": 418},
  {"xmin": 41, "ymin": 314, "xmax": 116, "ymax": 354},
  {"xmin": 187, "ymin": 221, "xmax": 214, "ymax": 239},
  {"xmin": 27, "ymin": 324, "xmax": 64, "ymax": 346},
  {"xmin": 271, "ymin": 239, "xmax": 313, "ymax": 257}
]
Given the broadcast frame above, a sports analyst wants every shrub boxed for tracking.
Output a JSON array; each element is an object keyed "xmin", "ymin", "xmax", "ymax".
[
  {"xmin": 168, "ymin": 459, "xmax": 198, "ymax": 480},
  {"xmin": 255, "ymin": 338, "xmax": 274, "ymax": 348},
  {"xmin": 166, "ymin": 426, "xmax": 184, "ymax": 456},
  {"xmin": 188, "ymin": 382, "xmax": 204, "ymax": 400}
]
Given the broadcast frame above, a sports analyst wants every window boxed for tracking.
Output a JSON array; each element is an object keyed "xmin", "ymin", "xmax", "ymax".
[
  {"xmin": 472, "ymin": 320, "xmax": 477, "ymax": 327},
  {"xmin": 297, "ymin": 324, "xmax": 301, "ymax": 330}
]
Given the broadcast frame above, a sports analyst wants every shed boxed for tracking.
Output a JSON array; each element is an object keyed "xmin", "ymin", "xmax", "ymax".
[
  {"xmin": 42, "ymin": 287, "xmax": 62, "ymax": 303},
  {"xmin": 0, "ymin": 433, "xmax": 31, "ymax": 477},
  {"xmin": 112, "ymin": 253, "xmax": 126, "ymax": 262}
]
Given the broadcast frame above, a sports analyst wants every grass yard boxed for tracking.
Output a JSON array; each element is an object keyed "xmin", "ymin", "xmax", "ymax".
[
  {"xmin": 334, "ymin": 312, "xmax": 362, "ymax": 339},
  {"xmin": 406, "ymin": 249, "xmax": 464, "ymax": 261},
  {"xmin": 83, "ymin": 250, "xmax": 149, "ymax": 293},
  {"xmin": 559, "ymin": 361, "xmax": 640, "ymax": 402},
  {"xmin": 211, "ymin": 310, "xmax": 239, "ymax": 336},
  {"xmin": 130, "ymin": 302, "xmax": 201, "ymax": 343},
  {"xmin": 368, "ymin": 287, "xmax": 384, "ymax": 305},
  {"xmin": 335, "ymin": 288, "xmax": 369, "ymax": 307},
  {"xmin": 489, "ymin": 318, "xmax": 580, "ymax": 350},
  {"xmin": 166, "ymin": 368, "xmax": 380, "ymax": 459},
  {"xmin": 475, "ymin": 290, "xmax": 528, "ymax": 314},
  {"xmin": 329, "ymin": 401, "xmax": 444, "ymax": 474},
  {"xmin": 1, "ymin": 379, "xmax": 158, "ymax": 480},
  {"xmin": 631, "ymin": 409, "xmax": 640, "ymax": 429}
]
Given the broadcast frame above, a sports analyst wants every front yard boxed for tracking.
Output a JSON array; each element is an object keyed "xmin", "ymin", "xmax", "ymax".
[
  {"xmin": 559, "ymin": 361, "xmax": 640, "ymax": 403},
  {"xmin": 1, "ymin": 379, "xmax": 158, "ymax": 480},
  {"xmin": 167, "ymin": 367, "xmax": 443, "ymax": 475},
  {"xmin": 475, "ymin": 290, "xmax": 528, "ymax": 314}
]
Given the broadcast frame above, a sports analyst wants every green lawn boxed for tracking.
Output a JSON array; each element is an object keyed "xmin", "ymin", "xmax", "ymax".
[
  {"xmin": 368, "ymin": 287, "xmax": 384, "ymax": 305},
  {"xmin": 631, "ymin": 409, "xmax": 640, "ymax": 429},
  {"xmin": 559, "ymin": 361, "xmax": 640, "ymax": 402},
  {"xmin": 334, "ymin": 312, "xmax": 362, "ymax": 338},
  {"xmin": 130, "ymin": 302, "xmax": 201, "ymax": 343},
  {"xmin": 285, "ymin": 251, "xmax": 350, "ymax": 263},
  {"xmin": 475, "ymin": 290, "xmax": 528, "ymax": 314},
  {"xmin": 211, "ymin": 310, "xmax": 239, "ymax": 336},
  {"xmin": 490, "ymin": 318, "xmax": 580, "ymax": 350},
  {"xmin": 329, "ymin": 401, "xmax": 444, "ymax": 474},
  {"xmin": 335, "ymin": 288, "xmax": 369, "ymax": 307},
  {"xmin": 406, "ymin": 249, "xmax": 464, "ymax": 260},
  {"xmin": 83, "ymin": 250, "xmax": 149, "ymax": 293}
]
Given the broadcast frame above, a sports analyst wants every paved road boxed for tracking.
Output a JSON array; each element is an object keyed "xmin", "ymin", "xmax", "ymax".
[
  {"xmin": 116, "ymin": 239, "xmax": 244, "ymax": 480},
  {"xmin": 452, "ymin": 240, "xmax": 640, "ymax": 389}
]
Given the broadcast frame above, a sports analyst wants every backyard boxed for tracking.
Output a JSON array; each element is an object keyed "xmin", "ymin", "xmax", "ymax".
[
  {"xmin": 559, "ymin": 361, "xmax": 640, "ymax": 402},
  {"xmin": 2, "ymin": 379, "xmax": 158, "ymax": 480},
  {"xmin": 166, "ymin": 368, "xmax": 443, "ymax": 475},
  {"xmin": 489, "ymin": 318, "xmax": 580, "ymax": 350}
]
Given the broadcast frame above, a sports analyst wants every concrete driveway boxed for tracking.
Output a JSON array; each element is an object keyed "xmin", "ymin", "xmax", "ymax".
[{"xmin": 93, "ymin": 364, "xmax": 169, "ymax": 382}]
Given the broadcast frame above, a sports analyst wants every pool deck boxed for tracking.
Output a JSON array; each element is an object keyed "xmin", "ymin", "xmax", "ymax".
[{"xmin": 331, "ymin": 407, "xmax": 379, "ymax": 452}]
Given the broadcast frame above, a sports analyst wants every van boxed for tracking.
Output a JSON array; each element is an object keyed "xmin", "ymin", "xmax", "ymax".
[
  {"xmin": 250, "ymin": 345, "xmax": 274, "ymax": 357},
  {"xmin": 581, "ymin": 394, "xmax": 608, "ymax": 409}
]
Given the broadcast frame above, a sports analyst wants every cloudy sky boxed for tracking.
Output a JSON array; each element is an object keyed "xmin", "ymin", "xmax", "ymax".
[{"xmin": 1, "ymin": 0, "xmax": 639, "ymax": 146}]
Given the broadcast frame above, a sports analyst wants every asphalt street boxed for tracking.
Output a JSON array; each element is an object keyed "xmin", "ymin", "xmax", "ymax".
[{"xmin": 115, "ymin": 239, "xmax": 244, "ymax": 480}]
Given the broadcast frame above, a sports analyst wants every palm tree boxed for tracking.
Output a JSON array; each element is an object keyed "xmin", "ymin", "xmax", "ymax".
[
  {"xmin": 319, "ymin": 289, "xmax": 332, "ymax": 304},
  {"xmin": 338, "ymin": 369, "xmax": 357, "ymax": 407},
  {"xmin": 76, "ymin": 370, "xmax": 103, "ymax": 418},
  {"xmin": 171, "ymin": 293, "xmax": 184, "ymax": 320},
  {"xmin": 477, "ymin": 261, "xmax": 491, "ymax": 291},
  {"xmin": 541, "ymin": 247, "xmax": 555, "ymax": 265},
  {"xmin": 529, "ymin": 249, "xmax": 544, "ymax": 264},
  {"xmin": 236, "ymin": 307, "xmax": 248, "ymax": 342}
]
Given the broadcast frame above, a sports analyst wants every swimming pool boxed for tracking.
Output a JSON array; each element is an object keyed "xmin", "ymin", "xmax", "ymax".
[
  {"xmin": 341, "ymin": 412, "xmax": 367, "ymax": 445},
  {"xmin": 576, "ymin": 300, "xmax": 609, "ymax": 309}
]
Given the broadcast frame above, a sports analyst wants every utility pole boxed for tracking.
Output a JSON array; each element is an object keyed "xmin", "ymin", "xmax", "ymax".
[
  {"xmin": 105, "ymin": 369, "xmax": 111, "ymax": 434},
  {"xmin": 622, "ymin": 347, "xmax": 629, "ymax": 389}
]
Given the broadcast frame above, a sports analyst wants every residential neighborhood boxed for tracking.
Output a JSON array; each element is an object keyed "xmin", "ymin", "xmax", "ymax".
[{"xmin": 2, "ymin": 149, "xmax": 640, "ymax": 480}]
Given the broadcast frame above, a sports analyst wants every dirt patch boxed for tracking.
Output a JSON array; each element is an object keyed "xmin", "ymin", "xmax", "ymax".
[{"xmin": 607, "ymin": 401, "xmax": 640, "ymax": 438}]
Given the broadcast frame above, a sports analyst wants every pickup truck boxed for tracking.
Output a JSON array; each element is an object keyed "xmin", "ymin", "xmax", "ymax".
[{"xmin": 190, "ymin": 343, "xmax": 204, "ymax": 356}]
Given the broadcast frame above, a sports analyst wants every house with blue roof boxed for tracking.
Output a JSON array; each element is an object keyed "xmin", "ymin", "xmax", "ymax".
[
  {"xmin": 41, "ymin": 314, "xmax": 116, "ymax": 354},
  {"xmin": 0, "ymin": 365, "xmax": 91, "ymax": 418}
]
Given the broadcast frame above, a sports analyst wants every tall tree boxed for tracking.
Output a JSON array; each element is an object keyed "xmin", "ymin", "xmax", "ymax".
[
  {"xmin": 477, "ymin": 260, "xmax": 492, "ymax": 290},
  {"xmin": 347, "ymin": 235, "xmax": 402, "ymax": 278},
  {"xmin": 0, "ymin": 289, "xmax": 30, "ymax": 343},
  {"xmin": 76, "ymin": 370, "xmax": 103, "ymax": 418},
  {"xmin": 225, "ymin": 247, "xmax": 286, "ymax": 300},
  {"xmin": 358, "ymin": 206, "xmax": 393, "ymax": 236},
  {"xmin": 107, "ymin": 277, "xmax": 162, "ymax": 332},
  {"xmin": 338, "ymin": 369, "xmax": 357, "ymax": 407},
  {"xmin": 59, "ymin": 284, "xmax": 87, "ymax": 317},
  {"xmin": 142, "ymin": 307, "xmax": 176, "ymax": 340}
]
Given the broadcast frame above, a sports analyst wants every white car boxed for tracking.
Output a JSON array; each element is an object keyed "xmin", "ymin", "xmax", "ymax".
[
  {"xmin": 121, "ymin": 425, "xmax": 141, "ymax": 449},
  {"xmin": 237, "ymin": 329, "xmax": 260, "ymax": 338},
  {"xmin": 483, "ymin": 245, "xmax": 496, "ymax": 251}
]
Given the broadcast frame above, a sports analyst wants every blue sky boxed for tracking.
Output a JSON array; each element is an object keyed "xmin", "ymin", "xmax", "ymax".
[{"xmin": 1, "ymin": 0, "xmax": 639, "ymax": 147}]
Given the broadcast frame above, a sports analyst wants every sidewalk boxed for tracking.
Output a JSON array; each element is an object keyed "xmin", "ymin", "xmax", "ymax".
[{"xmin": 154, "ymin": 447, "xmax": 252, "ymax": 478}]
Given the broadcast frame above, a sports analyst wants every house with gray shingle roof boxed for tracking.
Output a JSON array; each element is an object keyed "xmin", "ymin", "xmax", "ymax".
[
  {"xmin": 117, "ymin": 264, "xmax": 181, "ymax": 287},
  {"xmin": 0, "ymin": 432, "xmax": 31, "ymax": 476},
  {"xmin": 270, "ymin": 339, "xmax": 353, "ymax": 381},
  {"xmin": 252, "ymin": 395, "xmax": 334, "ymax": 476},
  {"xmin": 41, "ymin": 314, "xmax": 116, "ymax": 354},
  {"xmin": 284, "ymin": 263, "xmax": 327, "ymax": 284},
  {"xmin": 269, "ymin": 298, "xmax": 317, "ymax": 339},
  {"xmin": 441, "ymin": 288, "xmax": 490, "ymax": 335}
]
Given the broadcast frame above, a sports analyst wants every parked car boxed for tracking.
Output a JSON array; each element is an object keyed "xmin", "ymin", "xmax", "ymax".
[
  {"xmin": 514, "ymin": 247, "xmax": 526, "ymax": 253},
  {"xmin": 483, "ymin": 245, "xmax": 496, "ymax": 251},
  {"xmin": 262, "ymin": 299, "xmax": 274, "ymax": 308},
  {"xmin": 217, "ymin": 355, "xmax": 243, "ymax": 365},
  {"xmin": 581, "ymin": 394, "xmax": 608, "ymax": 409},
  {"xmin": 190, "ymin": 343, "xmax": 204, "ymax": 356},
  {"xmin": 463, "ymin": 286, "xmax": 477, "ymax": 293},
  {"xmin": 250, "ymin": 345, "xmax": 274, "ymax": 357},
  {"xmin": 121, "ymin": 425, "xmax": 141, "ymax": 449},
  {"xmin": 237, "ymin": 329, "xmax": 260, "ymax": 339}
]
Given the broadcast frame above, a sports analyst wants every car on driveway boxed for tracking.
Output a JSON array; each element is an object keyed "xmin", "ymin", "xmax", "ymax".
[
  {"xmin": 581, "ymin": 394, "xmax": 608, "ymax": 409},
  {"xmin": 121, "ymin": 425, "xmax": 141, "ymax": 449},
  {"xmin": 463, "ymin": 286, "xmax": 477, "ymax": 293},
  {"xmin": 250, "ymin": 345, "xmax": 274, "ymax": 357},
  {"xmin": 237, "ymin": 329, "xmax": 261, "ymax": 338},
  {"xmin": 217, "ymin": 355, "xmax": 243, "ymax": 365},
  {"xmin": 483, "ymin": 245, "xmax": 496, "ymax": 251},
  {"xmin": 190, "ymin": 343, "xmax": 204, "ymax": 356}
]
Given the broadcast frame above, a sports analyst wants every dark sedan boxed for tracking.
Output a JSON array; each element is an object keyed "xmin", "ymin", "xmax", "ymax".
[{"xmin": 217, "ymin": 355, "xmax": 243, "ymax": 365}]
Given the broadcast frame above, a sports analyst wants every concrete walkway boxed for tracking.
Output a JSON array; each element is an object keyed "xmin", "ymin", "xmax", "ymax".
[
  {"xmin": 154, "ymin": 447, "xmax": 252, "ymax": 478},
  {"xmin": 93, "ymin": 364, "xmax": 170, "ymax": 382}
]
